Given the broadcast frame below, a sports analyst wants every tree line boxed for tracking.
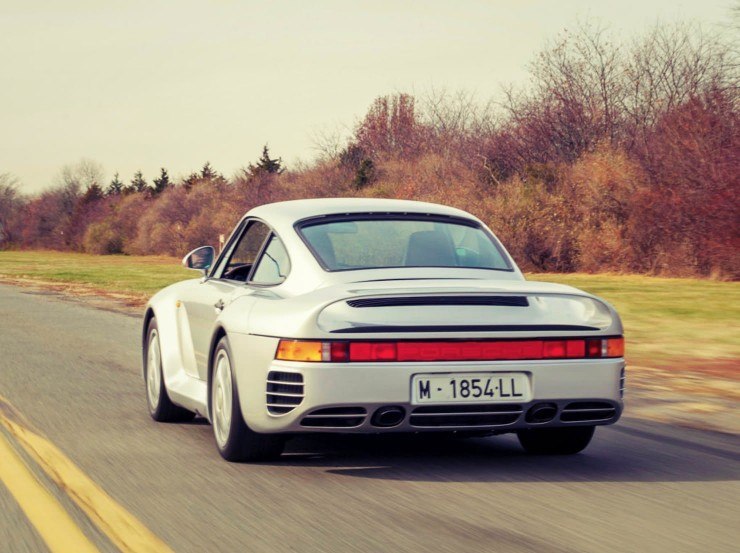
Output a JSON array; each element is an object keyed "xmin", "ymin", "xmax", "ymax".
[{"xmin": 0, "ymin": 21, "xmax": 737, "ymax": 278}]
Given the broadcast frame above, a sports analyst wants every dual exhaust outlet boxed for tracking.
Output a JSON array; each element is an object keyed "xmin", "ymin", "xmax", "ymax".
[{"xmin": 371, "ymin": 406, "xmax": 406, "ymax": 427}]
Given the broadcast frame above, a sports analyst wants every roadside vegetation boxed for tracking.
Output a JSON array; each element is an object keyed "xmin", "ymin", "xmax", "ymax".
[
  {"xmin": 0, "ymin": 251, "xmax": 737, "ymax": 369},
  {"xmin": 0, "ymin": 20, "xmax": 737, "ymax": 279},
  {"xmin": 0, "ymin": 251, "xmax": 191, "ymax": 297}
]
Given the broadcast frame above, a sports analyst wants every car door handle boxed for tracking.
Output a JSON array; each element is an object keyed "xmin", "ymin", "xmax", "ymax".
[{"xmin": 214, "ymin": 299, "xmax": 225, "ymax": 312}]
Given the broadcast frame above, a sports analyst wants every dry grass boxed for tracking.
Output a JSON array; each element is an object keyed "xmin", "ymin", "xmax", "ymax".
[
  {"xmin": 531, "ymin": 273, "xmax": 740, "ymax": 371},
  {"xmin": 1, "ymin": 251, "xmax": 737, "ymax": 375}
]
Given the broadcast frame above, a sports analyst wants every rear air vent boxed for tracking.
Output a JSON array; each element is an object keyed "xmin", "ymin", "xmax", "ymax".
[
  {"xmin": 266, "ymin": 371, "xmax": 304, "ymax": 415},
  {"xmin": 560, "ymin": 401, "xmax": 617, "ymax": 423},
  {"xmin": 347, "ymin": 296, "xmax": 529, "ymax": 308},
  {"xmin": 300, "ymin": 407, "xmax": 367, "ymax": 428},
  {"xmin": 409, "ymin": 404, "xmax": 523, "ymax": 428}
]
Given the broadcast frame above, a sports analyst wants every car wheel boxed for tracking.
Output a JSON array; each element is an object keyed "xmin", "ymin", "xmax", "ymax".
[
  {"xmin": 145, "ymin": 318, "xmax": 195, "ymax": 422},
  {"xmin": 211, "ymin": 336, "xmax": 285, "ymax": 462},
  {"xmin": 516, "ymin": 426, "xmax": 595, "ymax": 455}
]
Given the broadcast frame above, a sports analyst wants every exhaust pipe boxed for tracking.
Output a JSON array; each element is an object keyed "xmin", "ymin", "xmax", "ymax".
[
  {"xmin": 371, "ymin": 406, "xmax": 406, "ymax": 427},
  {"xmin": 526, "ymin": 402, "xmax": 558, "ymax": 424}
]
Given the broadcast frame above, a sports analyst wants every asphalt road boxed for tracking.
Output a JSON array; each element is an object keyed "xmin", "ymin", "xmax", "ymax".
[{"xmin": 0, "ymin": 282, "xmax": 738, "ymax": 553}]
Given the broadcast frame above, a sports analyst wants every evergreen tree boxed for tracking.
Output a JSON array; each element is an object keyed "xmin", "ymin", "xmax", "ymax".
[
  {"xmin": 107, "ymin": 172, "xmax": 124, "ymax": 195},
  {"xmin": 247, "ymin": 145, "xmax": 284, "ymax": 177},
  {"xmin": 353, "ymin": 158, "xmax": 376, "ymax": 189},
  {"xmin": 200, "ymin": 162, "xmax": 217, "ymax": 180},
  {"xmin": 81, "ymin": 183, "xmax": 104, "ymax": 203},
  {"xmin": 152, "ymin": 168, "xmax": 170, "ymax": 195},
  {"xmin": 129, "ymin": 170, "xmax": 149, "ymax": 193}
]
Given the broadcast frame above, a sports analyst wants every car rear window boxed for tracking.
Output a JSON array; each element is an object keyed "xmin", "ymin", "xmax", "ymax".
[{"xmin": 298, "ymin": 216, "xmax": 511, "ymax": 272}]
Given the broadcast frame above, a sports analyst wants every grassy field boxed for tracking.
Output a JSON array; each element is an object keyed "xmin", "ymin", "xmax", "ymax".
[
  {"xmin": 0, "ymin": 251, "xmax": 192, "ymax": 297},
  {"xmin": 528, "ymin": 273, "xmax": 739, "ymax": 368},
  {"xmin": 0, "ymin": 251, "xmax": 737, "ymax": 369}
]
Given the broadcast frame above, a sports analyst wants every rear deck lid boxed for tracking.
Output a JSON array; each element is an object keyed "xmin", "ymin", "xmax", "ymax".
[{"xmin": 316, "ymin": 280, "xmax": 617, "ymax": 336}]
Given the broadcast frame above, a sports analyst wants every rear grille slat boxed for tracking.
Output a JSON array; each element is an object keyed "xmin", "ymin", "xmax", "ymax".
[
  {"xmin": 267, "ymin": 390, "xmax": 303, "ymax": 398},
  {"xmin": 562, "ymin": 407, "xmax": 615, "ymax": 413},
  {"xmin": 266, "ymin": 371, "xmax": 304, "ymax": 415},
  {"xmin": 267, "ymin": 405, "xmax": 295, "ymax": 415},
  {"xmin": 410, "ymin": 404, "xmax": 523, "ymax": 428},
  {"xmin": 347, "ymin": 296, "xmax": 529, "ymax": 308},
  {"xmin": 300, "ymin": 407, "xmax": 367, "ymax": 428},
  {"xmin": 302, "ymin": 413, "xmax": 363, "ymax": 419},
  {"xmin": 560, "ymin": 401, "xmax": 617, "ymax": 423},
  {"xmin": 411, "ymin": 410, "xmax": 522, "ymax": 417},
  {"xmin": 413, "ymin": 404, "xmax": 524, "ymax": 414}
]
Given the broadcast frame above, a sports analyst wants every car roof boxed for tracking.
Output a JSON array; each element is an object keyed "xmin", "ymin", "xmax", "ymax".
[{"xmin": 246, "ymin": 198, "xmax": 477, "ymax": 227}]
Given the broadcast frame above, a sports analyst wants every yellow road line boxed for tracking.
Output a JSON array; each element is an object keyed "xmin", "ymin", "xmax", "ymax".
[
  {"xmin": 0, "ymin": 428, "xmax": 100, "ymax": 553},
  {"xmin": 0, "ymin": 395, "xmax": 174, "ymax": 553}
]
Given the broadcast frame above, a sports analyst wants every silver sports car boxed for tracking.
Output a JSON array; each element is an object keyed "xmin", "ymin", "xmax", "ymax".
[{"xmin": 143, "ymin": 198, "xmax": 625, "ymax": 461}]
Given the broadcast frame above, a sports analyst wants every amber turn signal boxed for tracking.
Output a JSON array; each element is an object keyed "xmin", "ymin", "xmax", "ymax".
[{"xmin": 275, "ymin": 340, "xmax": 324, "ymax": 362}]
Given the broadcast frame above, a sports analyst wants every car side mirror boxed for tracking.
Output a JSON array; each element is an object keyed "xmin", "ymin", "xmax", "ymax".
[{"xmin": 182, "ymin": 246, "xmax": 215, "ymax": 276}]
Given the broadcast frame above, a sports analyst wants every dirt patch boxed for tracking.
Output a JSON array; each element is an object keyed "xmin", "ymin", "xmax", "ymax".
[
  {"xmin": 0, "ymin": 277, "xmax": 144, "ymax": 316},
  {"xmin": 635, "ymin": 357, "xmax": 740, "ymax": 381},
  {"xmin": 626, "ymin": 365, "xmax": 739, "ymax": 434}
]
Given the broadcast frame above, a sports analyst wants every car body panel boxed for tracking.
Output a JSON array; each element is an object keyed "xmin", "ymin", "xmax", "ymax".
[{"xmin": 143, "ymin": 198, "xmax": 625, "ymax": 432}]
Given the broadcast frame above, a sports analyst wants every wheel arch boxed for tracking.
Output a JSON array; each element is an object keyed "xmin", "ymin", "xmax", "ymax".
[
  {"xmin": 141, "ymin": 307, "xmax": 156, "ymax": 378},
  {"xmin": 207, "ymin": 326, "xmax": 228, "ymax": 418}
]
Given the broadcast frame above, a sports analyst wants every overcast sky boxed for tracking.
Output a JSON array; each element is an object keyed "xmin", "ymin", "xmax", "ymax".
[{"xmin": 0, "ymin": 0, "xmax": 733, "ymax": 193}]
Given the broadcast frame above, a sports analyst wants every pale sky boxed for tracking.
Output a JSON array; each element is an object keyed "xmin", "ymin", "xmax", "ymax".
[{"xmin": 0, "ymin": 0, "xmax": 733, "ymax": 193}]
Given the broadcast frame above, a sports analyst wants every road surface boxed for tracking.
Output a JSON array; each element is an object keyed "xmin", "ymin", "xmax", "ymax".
[{"xmin": 0, "ymin": 283, "xmax": 738, "ymax": 552}]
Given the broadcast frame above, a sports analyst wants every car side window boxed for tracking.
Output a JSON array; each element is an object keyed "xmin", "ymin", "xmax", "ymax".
[
  {"xmin": 221, "ymin": 221, "xmax": 270, "ymax": 281},
  {"xmin": 210, "ymin": 219, "xmax": 247, "ymax": 278},
  {"xmin": 250, "ymin": 235, "xmax": 290, "ymax": 285}
]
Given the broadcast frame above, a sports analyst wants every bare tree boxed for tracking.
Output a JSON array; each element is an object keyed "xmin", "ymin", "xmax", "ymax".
[
  {"xmin": 54, "ymin": 158, "xmax": 105, "ymax": 192},
  {"xmin": 0, "ymin": 173, "xmax": 23, "ymax": 245},
  {"xmin": 623, "ymin": 22, "xmax": 738, "ymax": 148},
  {"xmin": 420, "ymin": 88, "xmax": 499, "ymax": 160},
  {"xmin": 311, "ymin": 126, "xmax": 351, "ymax": 161},
  {"xmin": 354, "ymin": 93, "xmax": 426, "ymax": 159}
]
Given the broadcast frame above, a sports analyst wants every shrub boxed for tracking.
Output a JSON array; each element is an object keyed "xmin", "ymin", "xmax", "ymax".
[{"xmin": 83, "ymin": 220, "xmax": 123, "ymax": 254}]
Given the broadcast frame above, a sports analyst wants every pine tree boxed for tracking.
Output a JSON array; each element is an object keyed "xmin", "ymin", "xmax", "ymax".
[
  {"xmin": 152, "ymin": 168, "xmax": 170, "ymax": 195},
  {"xmin": 107, "ymin": 172, "xmax": 124, "ymax": 195},
  {"xmin": 200, "ymin": 162, "xmax": 217, "ymax": 180},
  {"xmin": 129, "ymin": 171, "xmax": 149, "ymax": 193},
  {"xmin": 353, "ymin": 158, "xmax": 376, "ymax": 189},
  {"xmin": 181, "ymin": 172, "xmax": 199, "ymax": 190},
  {"xmin": 81, "ymin": 183, "xmax": 104, "ymax": 203},
  {"xmin": 248, "ymin": 145, "xmax": 284, "ymax": 177}
]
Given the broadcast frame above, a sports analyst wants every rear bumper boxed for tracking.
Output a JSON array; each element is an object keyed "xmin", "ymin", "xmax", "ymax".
[{"xmin": 235, "ymin": 339, "xmax": 624, "ymax": 433}]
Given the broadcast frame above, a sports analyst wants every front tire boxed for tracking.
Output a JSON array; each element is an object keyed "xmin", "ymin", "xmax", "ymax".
[
  {"xmin": 145, "ymin": 317, "xmax": 195, "ymax": 422},
  {"xmin": 517, "ymin": 426, "xmax": 595, "ymax": 455},
  {"xmin": 211, "ymin": 336, "xmax": 284, "ymax": 462}
]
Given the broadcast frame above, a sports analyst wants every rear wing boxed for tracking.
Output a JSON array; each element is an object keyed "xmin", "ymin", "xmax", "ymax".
[{"xmin": 317, "ymin": 291, "xmax": 620, "ymax": 337}]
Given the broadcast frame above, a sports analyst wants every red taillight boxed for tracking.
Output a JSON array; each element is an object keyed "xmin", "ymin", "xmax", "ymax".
[
  {"xmin": 396, "ymin": 340, "xmax": 544, "ymax": 361},
  {"xmin": 349, "ymin": 342, "xmax": 397, "ymax": 361},
  {"xmin": 566, "ymin": 339, "xmax": 586, "ymax": 358},
  {"xmin": 586, "ymin": 339, "xmax": 603, "ymax": 358},
  {"xmin": 329, "ymin": 341, "xmax": 350, "ymax": 362},
  {"xmin": 275, "ymin": 337, "xmax": 624, "ymax": 362},
  {"xmin": 543, "ymin": 340, "xmax": 566, "ymax": 358}
]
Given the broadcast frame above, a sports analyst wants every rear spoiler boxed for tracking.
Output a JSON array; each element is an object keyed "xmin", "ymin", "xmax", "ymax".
[{"xmin": 317, "ymin": 291, "xmax": 620, "ymax": 337}]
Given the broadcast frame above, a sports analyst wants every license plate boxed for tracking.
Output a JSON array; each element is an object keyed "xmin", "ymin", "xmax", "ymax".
[{"xmin": 412, "ymin": 373, "xmax": 531, "ymax": 404}]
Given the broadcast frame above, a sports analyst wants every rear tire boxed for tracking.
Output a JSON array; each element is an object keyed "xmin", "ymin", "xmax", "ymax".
[
  {"xmin": 145, "ymin": 317, "xmax": 196, "ymax": 423},
  {"xmin": 517, "ymin": 426, "xmax": 595, "ymax": 455},
  {"xmin": 211, "ymin": 336, "xmax": 284, "ymax": 462}
]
